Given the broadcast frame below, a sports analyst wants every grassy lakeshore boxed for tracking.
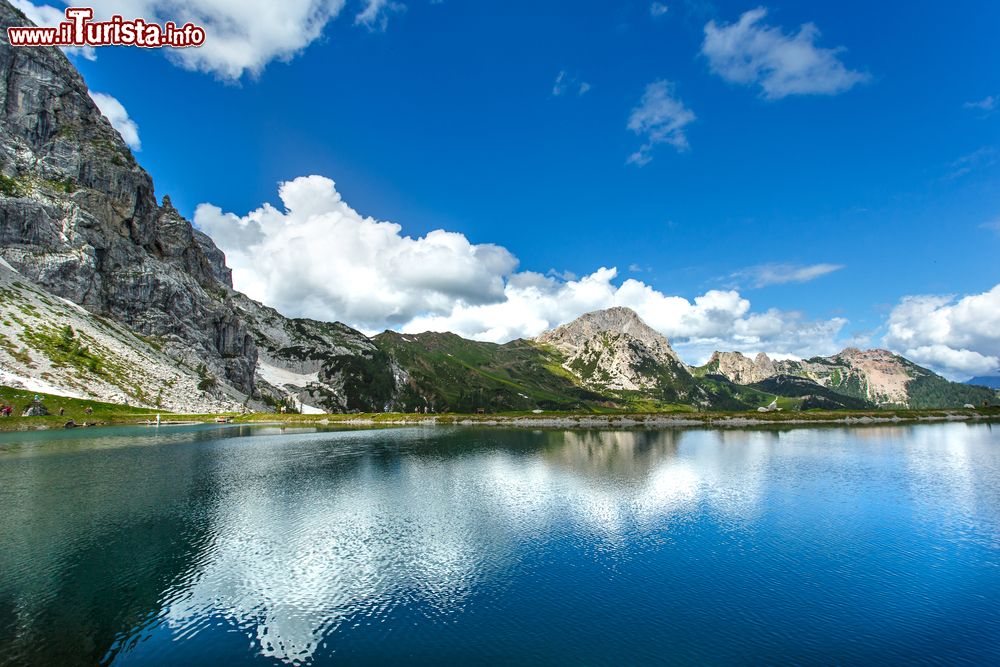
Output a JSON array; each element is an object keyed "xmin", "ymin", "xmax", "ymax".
[{"xmin": 2, "ymin": 385, "xmax": 999, "ymax": 432}]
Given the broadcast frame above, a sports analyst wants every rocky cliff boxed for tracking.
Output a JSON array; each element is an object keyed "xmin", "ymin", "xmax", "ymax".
[
  {"xmin": 0, "ymin": 2, "xmax": 257, "ymax": 401},
  {"xmin": 0, "ymin": 3, "xmax": 409, "ymax": 413},
  {"xmin": 704, "ymin": 351, "xmax": 777, "ymax": 385},
  {"xmin": 230, "ymin": 292, "xmax": 404, "ymax": 412},
  {"xmin": 0, "ymin": 257, "xmax": 245, "ymax": 411}
]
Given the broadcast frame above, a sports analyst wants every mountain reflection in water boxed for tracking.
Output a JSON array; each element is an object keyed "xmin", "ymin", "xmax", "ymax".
[{"xmin": 1, "ymin": 423, "xmax": 998, "ymax": 665}]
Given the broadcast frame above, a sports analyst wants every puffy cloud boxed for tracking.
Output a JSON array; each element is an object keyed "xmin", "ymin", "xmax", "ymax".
[
  {"xmin": 11, "ymin": 0, "xmax": 96, "ymax": 59},
  {"xmin": 88, "ymin": 92, "xmax": 141, "ymax": 150},
  {"xmin": 196, "ymin": 176, "xmax": 849, "ymax": 365},
  {"xmin": 883, "ymin": 286, "xmax": 1000, "ymax": 379},
  {"xmin": 701, "ymin": 7, "xmax": 869, "ymax": 99},
  {"xmin": 195, "ymin": 176, "xmax": 517, "ymax": 330},
  {"xmin": 627, "ymin": 80, "xmax": 696, "ymax": 166},
  {"xmin": 650, "ymin": 3, "xmax": 669, "ymax": 18},
  {"xmin": 83, "ymin": 0, "xmax": 348, "ymax": 80},
  {"xmin": 733, "ymin": 262, "xmax": 844, "ymax": 288}
]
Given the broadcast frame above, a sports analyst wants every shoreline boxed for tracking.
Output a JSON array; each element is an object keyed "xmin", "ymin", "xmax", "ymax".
[
  {"xmin": 275, "ymin": 410, "xmax": 1000, "ymax": 430},
  {"xmin": 2, "ymin": 408, "xmax": 998, "ymax": 433}
]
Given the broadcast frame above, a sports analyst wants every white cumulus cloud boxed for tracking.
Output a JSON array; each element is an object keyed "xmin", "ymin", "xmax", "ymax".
[
  {"xmin": 88, "ymin": 92, "xmax": 141, "ymax": 150},
  {"xmin": 701, "ymin": 7, "xmax": 869, "ymax": 99},
  {"xmin": 84, "ymin": 0, "xmax": 348, "ymax": 80},
  {"xmin": 196, "ymin": 175, "xmax": 850, "ymax": 365},
  {"xmin": 195, "ymin": 176, "xmax": 517, "ymax": 330},
  {"xmin": 883, "ymin": 285, "xmax": 1000, "ymax": 379},
  {"xmin": 627, "ymin": 80, "xmax": 696, "ymax": 166}
]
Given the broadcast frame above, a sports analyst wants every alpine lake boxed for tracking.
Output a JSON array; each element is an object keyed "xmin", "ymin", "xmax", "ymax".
[{"xmin": 1, "ymin": 421, "xmax": 998, "ymax": 665}]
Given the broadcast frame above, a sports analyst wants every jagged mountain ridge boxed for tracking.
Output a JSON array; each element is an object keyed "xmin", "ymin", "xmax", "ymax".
[
  {"xmin": 535, "ymin": 307, "xmax": 706, "ymax": 405},
  {"xmin": 699, "ymin": 349, "xmax": 996, "ymax": 409}
]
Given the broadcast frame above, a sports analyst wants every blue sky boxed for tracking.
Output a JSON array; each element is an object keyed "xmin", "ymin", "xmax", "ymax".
[{"xmin": 17, "ymin": 0, "xmax": 1000, "ymax": 378}]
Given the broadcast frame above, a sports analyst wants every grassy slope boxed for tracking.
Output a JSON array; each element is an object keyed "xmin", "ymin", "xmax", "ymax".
[
  {"xmin": 373, "ymin": 331, "xmax": 608, "ymax": 412},
  {"xmin": 902, "ymin": 362, "xmax": 997, "ymax": 408},
  {"xmin": 373, "ymin": 333, "xmax": 807, "ymax": 413},
  {"xmin": 0, "ymin": 385, "xmax": 162, "ymax": 430},
  {"xmin": 747, "ymin": 375, "xmax": 874, "ymax": 410}
]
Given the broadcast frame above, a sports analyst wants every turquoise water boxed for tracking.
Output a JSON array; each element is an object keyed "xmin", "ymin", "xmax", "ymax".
[{"xmin": 1, "ymin": 423, "xmax": 999, "ymax": 665}]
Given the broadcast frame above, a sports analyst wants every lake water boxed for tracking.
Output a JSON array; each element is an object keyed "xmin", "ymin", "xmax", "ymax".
[{"xmin": 1, "ymin": 422, "xmax": 998, "ymax": 665}]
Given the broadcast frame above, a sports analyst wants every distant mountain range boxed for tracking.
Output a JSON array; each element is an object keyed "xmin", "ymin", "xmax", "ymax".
[
  {"xmin": 0, "ymin": 2, "xmax": 996, "ymax": 414},
  {"xmin": 967, "ymin": 376, "xmax": 1000, "ymax": 390}
]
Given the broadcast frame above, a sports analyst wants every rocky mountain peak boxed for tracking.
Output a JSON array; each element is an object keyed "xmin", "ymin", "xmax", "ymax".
[
  {"xmin": 536, "ymin": 307, "xmax": 692, "ymax": 395},
  {"xmin": 706, "ymin": 350, "xmax": 776, "ymax": 385},
  {"xmin": 537, "ymin": 307, "xmax": 679, "ymax": 360}
]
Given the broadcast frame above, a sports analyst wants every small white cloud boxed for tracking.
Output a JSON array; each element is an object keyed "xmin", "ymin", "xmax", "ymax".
[
  {"xmin": 701, "ymin": 7, "xmax": 869, "ymax": 99},
  {"xmin": 944, "ymin": 147, "xmax": 997, "ymax": 180},
  {"xmin": 11, "ymin": 0, "xmax": 97, "ymax": 60},
  {"xmin": 548, "ymin": 269, "xmax": 578, "ymax": 281},
  {"xmin": 981, "ymin": 218, "xmax": 1000, "ymax": 235},
  {"xmin": 650, "ymin": 2, "xmax": 669, "ymax": 17},
  {"xmin": 733, "ymin": 262, "xmax": 844, "ymax": 288},
  {"xmin": 553, "ymin": 70, "xmax": 591, "ymax": 97},
  {"xmin": 883, "ymin": 285, "xmax": 1000, "ymax": 379},
  {"xmin": 355, "ymin": 0, "xmax": 405, "ymax": 31},
  {"xmin": 88, "ymin": 92, "xmax": 141, "ymax": 150},
  {"xmin": 627, "ymin": 80, "xmax": 696, "ymax": 165},
  {"xmin": 964, "ymin": 95, "xmax": 997, "ymax": 113},
  {"xmin": 552, "ymin": 70, "xmax": 569, "ymax": 96}
]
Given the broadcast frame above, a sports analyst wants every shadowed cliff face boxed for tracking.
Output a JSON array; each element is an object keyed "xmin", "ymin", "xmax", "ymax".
[{"xmin": 0, "ymin": 1, "xmax": 258, "ymax": 394}]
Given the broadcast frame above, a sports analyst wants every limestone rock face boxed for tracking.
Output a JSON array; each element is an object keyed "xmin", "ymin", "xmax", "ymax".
[
  {"xmin": 0, "ymin": 2, "xmax": 257, "ymax": 395},
  {"xmin": 0, "ymin": 259, "xmax": 247, "ymax": 412},
  {"xmin": 230, "ymin": 292, "xmax": 403, "ymax": 412},
  {"xmin": 536, "ymin": 307, "xmax": 695, "ymax": 397},
  {"xmin": 706, "ymin": 351, "xmax": 777, "ymax": 385}
]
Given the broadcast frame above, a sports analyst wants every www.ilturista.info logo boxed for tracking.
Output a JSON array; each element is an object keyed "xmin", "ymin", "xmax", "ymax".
[{"xmin": 7, "ymin": 7, "xmax": 205, "ymax": 48}]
